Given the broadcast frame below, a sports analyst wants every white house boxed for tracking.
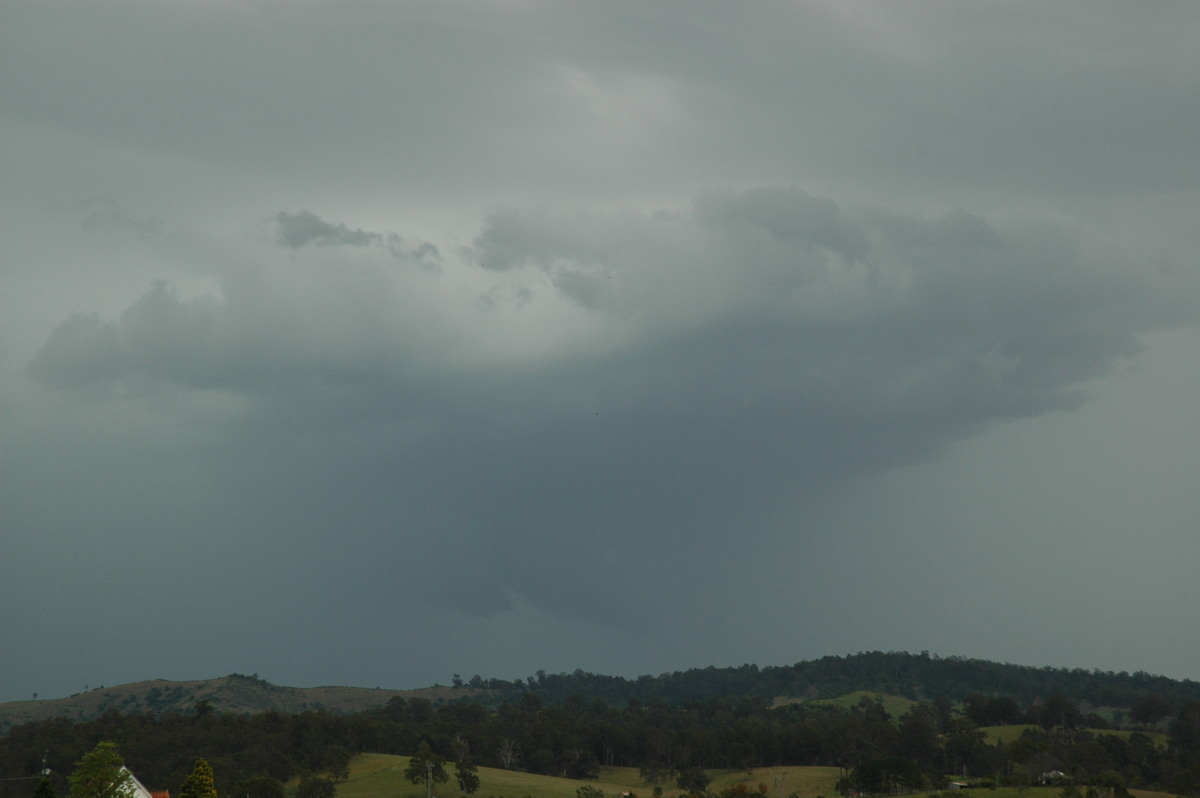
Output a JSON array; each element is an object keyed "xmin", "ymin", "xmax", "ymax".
[{"xmin": 122, "ymin": 767, "xmax": 167, "ymax": 798}]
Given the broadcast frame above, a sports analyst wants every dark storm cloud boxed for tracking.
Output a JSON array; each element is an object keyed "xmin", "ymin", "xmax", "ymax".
[
  {"xmin": 28, "ymin": 187, "xmax": 1188, "ymax": 624},
  {"xmin": 7, "ymin": 0, "xmax": 1200, "ymax": 700},
  {"xmin": 275, "ymin": 210, "xmax": 441, "ymax": 264},
  {"xmin": 275, "ymin": 210, "xmax": 383, "ymax": 249}
]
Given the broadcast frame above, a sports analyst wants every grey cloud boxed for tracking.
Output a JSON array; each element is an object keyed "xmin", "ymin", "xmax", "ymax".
[
  {"xmin": 472, "ymin": 208, "xmax": 615, "ymax": 272},
  {"xmin": 275, "ymin": 210, "xmax": 383, "ymax": 249},
  {"xmin": 7, "ymin": 1, "xmax": 1200, "ymax": 698},
  {"xmin": 28, "ymin": 187, "xmax": 1191, "ymax": 625},
  {"xmin": 27, "ymin": 282, "xmax": 226, "ymax": 392},
  {"xmin": 275, "ymin": 210, "xmax": 442, "ymax": 267},
  {"xmin": 34, "ymin": 186, "xmax": 1186, "ymax": 453},
  {"xmin": 471, "ymin": 208, "xmax": 622, "ymax": 309},
  {"xmin": 409, "ymin": 241, "xmax": 441, "ymax": 263},
  {"xmin": 7, "ymin": 2, "xmax": 1197, "ymax": 216},
  {"xmin": 695, "ymin": 187, "xmax": 871, "ymax": 265},
  {"xmin": 388, "ymin": 234, "xmax": 442, "ymax": 267},
  {"xmin": 72, "ymin": 198, "xmax": 164, "ymax": 241},
  {"xmin": 29, "ymin": 281, "xmax": 240, "ymax": 394}
]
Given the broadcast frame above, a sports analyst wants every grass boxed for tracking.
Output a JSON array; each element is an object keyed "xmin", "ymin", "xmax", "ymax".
[
  {"xmin": 329, "ymin": 756, "xmax": 644, "ymax": 798},
  {"xmin": 328, "ymin": 757, "xmax": 843, "ymax": 798},
  {"xmin": 792, "ymin": 691, "xmax": 919, "ymax": 720},
  {"xmin": 979, "ymin": 726, "xmax": 1169, "ymax": 748},
  {"xmin": 979, "ymin": 725, "xmax": 1039, "ymax": 745},
  {"xmin": 326, "ymin": 756, "xmax": 1177, "ymax": 798},
  {"xmin": 706, "ymin": 766, "xmax": 842, "ymax": 797}
]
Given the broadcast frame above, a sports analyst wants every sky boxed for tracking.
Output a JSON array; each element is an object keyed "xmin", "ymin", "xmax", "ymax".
[{"xmin": 2, "ymin": 1, "xmax": 1199, "ymax": 704}]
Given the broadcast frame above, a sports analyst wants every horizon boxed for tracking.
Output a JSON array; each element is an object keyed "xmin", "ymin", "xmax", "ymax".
[{"xmin": 8, "ymin": 649, "xmax": 1200, "ymax": 706}]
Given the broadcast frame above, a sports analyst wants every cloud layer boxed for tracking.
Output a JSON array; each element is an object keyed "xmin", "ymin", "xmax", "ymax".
[
  {"xmin": 23, "ymin": 193, "xmax": 1188, "ymax": 630},
  {"xmin": 3, "ymin": 1, "xmax": 1199, "ymax": 700}
]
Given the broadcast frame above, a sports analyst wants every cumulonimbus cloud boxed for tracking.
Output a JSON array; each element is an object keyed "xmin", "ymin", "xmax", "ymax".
[
  {"xmin": 34, "ymin": 186, "xmax": 1187, "ymax": 439},
  {"xmin": 26, "ymin": 186, "xmax": 1192, "ymax": 621}
]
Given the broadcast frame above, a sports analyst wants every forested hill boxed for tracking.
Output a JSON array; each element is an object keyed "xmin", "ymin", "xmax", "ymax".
[
  {"xmin": 0, "ymin": 674, "xmax": 473, "ymax": 731},
  {"xmin": 7, "ymin": 653, "xmax": 1200, "ymax": 798},
  {"xmin": 5, "ymin": 652, "xmax": 1200, "ymax": 730},
  {"xmin": 497, "ymin": 651, "xmax": 1200, "ymax": 709}
]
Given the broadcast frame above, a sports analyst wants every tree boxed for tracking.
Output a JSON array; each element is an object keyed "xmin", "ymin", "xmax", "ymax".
[
  {"xmin": 324, "ymin": 746, "xmax": 352, "ymax": 783},
  {"xmin": 676, "ymin": 767, "xmax": 710, "ymax": 795},
  {"xmin": 294, "ymin": 776, "xmax": 335, "ymax": 798},
  {"xmin": 1089, "ymin": 771, "xmax": 1128, "ymax": 798},
  {"xmin": 404, "ymin": 742, "xmax": 448, "ymax": 798},
  {"xmin": 1039, "ymin": 695, "xmax": 1084, "ymax": 731},
  {"xmin": 942, "ymin": 718, "xmax": 986, "ymax": 777},
  {"xmin": 1171, "ymin": 702, "xmax": 1200, "ymax": 763},
  {"xmin": 179, "ymin": 759, "xmax": 217, "ymax": 798},
  {"xmin": 407, "ymin": 698, "xmax": 435, "ymax": 724},
  {"xmin": 231, "ymin": 776, "xmax": 284, "ymax": 798},
  {"xmin": 69, "ymin": 742, "xmax": 133, "ymax": 798},
  {"xmin": 455, "ymin": 760, "xmax": 480, "ymax": 795},
  {"xmin": 33, "ymin": 778, "xmax": 60, "ymax": 798},
  {"xmin": 639, "ymin": 762, "xmax": 676, "ymax": 788},
  {"xmin": 847, "ymin": 757, "xmax": 925, "ymax": 795},
  {"xmin": 897, "ymin": 704, "xmax": 940, "ymax": 768},
  {"xmin": 1129, "ymin": 694, "xmax": 1170, "ymax": 728},
  {"xmin": 563, "ymin": 749, "xmax": 600, "ymax": 781},
  {"xmin": 496, "ymin": 738, "xmax": 520, "ymax": 771}
]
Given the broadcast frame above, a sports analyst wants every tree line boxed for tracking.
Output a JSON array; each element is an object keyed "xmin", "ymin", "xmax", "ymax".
[
  {"xmin": 487, "ymin": 653, "xmax": 1200, "ymax": 716},
  {"xmin": 3, "ymin": 688, "xmax": 1200, "ymax": 798}
]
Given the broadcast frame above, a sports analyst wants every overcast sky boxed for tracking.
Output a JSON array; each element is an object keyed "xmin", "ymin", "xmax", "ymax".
[{"xmin": 3, "ymin": 1, "xmax": 1200, "ymax": 704}]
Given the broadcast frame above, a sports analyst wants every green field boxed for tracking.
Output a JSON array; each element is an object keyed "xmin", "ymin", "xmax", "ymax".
[
  {"xmin": 326, "ymin": 756, "xmax": 843, "ymax": 798},
  {"xmin": 318, "ymin": 756, "xmax": 1180, "ymax": 798},
  {"xmin": 772, "ymin": 691, "xmax": 918, "ymax": 720},
  {"xmin": 979, "ymin": 725, "xmax": 1039, "ymax": 745},
  {"xmin": 979, "ymin": 725, "xmax": 1169, "ymax": 747}
]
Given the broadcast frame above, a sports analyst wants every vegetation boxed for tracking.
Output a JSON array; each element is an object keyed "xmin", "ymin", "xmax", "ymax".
[
  {"xmin": 404, "ymin": 742, "xmax": 448, "ymax": 794},
  {"xmin": 179, "ymin": 760, "xmax": 217, "ymax": 798},
  {"xmin": 66, "ymin": 743, "xmax": 132, "ymax": 798},
  {"xmin": 5, "ymin": 655, "xmax": 1200, "ymax": 798},
  {"xmin": 294, "ymin": 776, "xmax": 335, "ymax": 798}
]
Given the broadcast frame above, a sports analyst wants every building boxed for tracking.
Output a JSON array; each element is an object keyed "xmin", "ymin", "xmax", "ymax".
[{"xmin": 123, "ymin": 768, "xmax": 167, "ymax": 798}]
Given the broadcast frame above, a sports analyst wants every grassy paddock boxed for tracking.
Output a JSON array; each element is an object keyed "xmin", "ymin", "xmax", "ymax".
[
  {"xmin": 920, "ymin": 789, "xmax": 1175, "ymax": 798},
  {"xmin": 980, "ymin": 726, "xmax": 1169, "ymax": 747},
  {"xmin": 979, "ymin": 725, "xmax": 1039, "ymax": 745},
  {"xmin": 819, "ymin": 692, "xmax": 919, "ymax": 720},
  {"xmin": 322, "ymin": 757, "xmax": 1176, "ymax": 798},
  {"xmin": 329, "ymin": 756, "xmax": 648, "ymax": 798},
  {"xmin": 327, "ymin": 758, "xmax": 842, "ymax": 798},
  {"xmin": 706, "ymin": 766, "xmax": 842, "ymax": 797},
  {"xmin": 772, "ymin": 692, "xmax": 918, "ymax": 720}
]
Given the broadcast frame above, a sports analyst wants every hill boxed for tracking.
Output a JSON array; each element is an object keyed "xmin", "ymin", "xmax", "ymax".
[
  {"xmin": 0, "ymin": 674, "xmax": 480, "ymax": 731},
  {"xmin": 6, "ymin": 651, "xmax": 1200, "ymax": 732},
  {"xmin": 504, "ymin": 653, "xmax": 1200, "ymax": 710},
  {"xmin": 4, "ymin": 657, "xmax": 1199, "ymax": 798}
]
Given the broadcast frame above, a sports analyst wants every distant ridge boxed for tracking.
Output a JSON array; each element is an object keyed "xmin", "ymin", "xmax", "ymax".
[
  {"xmin": 0, "ymin": 673, "xmax": 478, "ymax": 730},
  {"xmin": 4, "ymin": 652, "xmax": 1199, "ymax": 732},
  {"xmin": 474, "ymin": 652, "xmax": 1200, "ymax": 710}
]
